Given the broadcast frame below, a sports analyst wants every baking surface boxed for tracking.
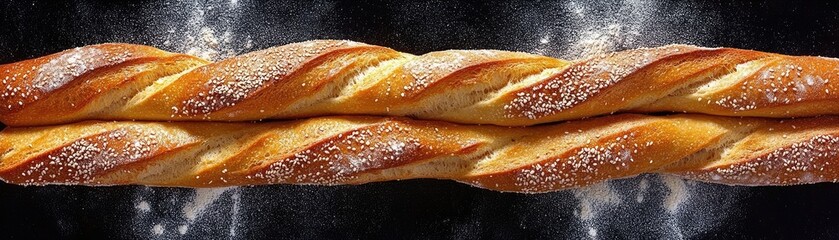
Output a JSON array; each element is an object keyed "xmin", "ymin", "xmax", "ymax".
[{"xmin": 1, "ymin": 0, "xmax": 839, "ymax": 239}]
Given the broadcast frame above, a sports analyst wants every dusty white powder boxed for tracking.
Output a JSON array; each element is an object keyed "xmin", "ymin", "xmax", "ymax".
[
  {"xmin": 567, "ymin": 174, "xmax": 741, "ymax": 239},
  {"xmin": 136, "ymin": 201, "xmax": 151, "ymax": 213},
  {"xmin": 538, "ymin": 1, "xmax": 738, "ymax": 238},
  {"xmin": 151, "ymin": 224, "xmax": 164, "ymax": 235},
  {"xmin": 587, "ymin": 227, "xmax": 598, "ymax": 238},
  {"xmin": 564, "ymin": 3, "xmax": 664, "ymax": 235},
  {"xmin": 228, "ymin": 189, "xmax": 242, "ymax": 237},
  {"xmin": 182, "ymin": 187, "xmax": 233, "ymax": 222},
  {"xmin": 563, "ymin": 0, "xmax": 653, "ymax": 59},
  {"xmin": 571, "ymin": 182, "xmax": 623, "ymax": 240},
  {"xmin": 527, "ymin": 0, "xmax": 717, "ymax": 61},
  {"xmin": 636, "ymin": 178, "xmax": 649, "ymax": 203},
  {"xmin": 662, "ymin": 175, "xmax": 689, "ymax": 213},
  {"xmin": 167, "ymin": 187, "xmax": 237, "ymax": 236},
  {"xmin": 573, "ymin": 182, "xmax": 622, "ymax": 221},
  {"xmin": 148, "ymin": 0, "xmax": 252, "ymax": 61},
  {"xmin": 181, "ymin": 8, "xmax": 233, "ymax": 61},
  {"xmin": 130, "ymin": 1, "xmax": 254, "ymax": 238},
  {"xmin": 570, "ymin": 23, "xmax": 629, "ymax": 59}
]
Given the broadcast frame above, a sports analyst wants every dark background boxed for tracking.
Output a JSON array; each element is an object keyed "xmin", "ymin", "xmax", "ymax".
[{"xmin": 2, "ymin": 0, "xmax": 839, "ymax": 239}]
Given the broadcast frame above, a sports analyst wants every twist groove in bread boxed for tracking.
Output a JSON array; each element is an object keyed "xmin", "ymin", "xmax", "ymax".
[
  {"xmin": 2, "ymin": 40, "xmax": 838, "ymax": 126},
  {"xmin": 2, "ymin": 114, "xmax": 837, "ymax": 193}
]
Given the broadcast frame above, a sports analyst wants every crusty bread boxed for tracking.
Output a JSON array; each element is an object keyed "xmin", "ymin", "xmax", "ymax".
[
  {"xmin": 2, "ymin": 114, "xmax": 836, "ymax": 193},
  {"xmin": 2, "ymin": 40, "xmax": 838, "ymax": 127}
]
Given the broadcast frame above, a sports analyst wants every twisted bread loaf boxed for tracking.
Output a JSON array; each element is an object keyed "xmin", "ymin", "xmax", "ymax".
[
  {"xmin": 2, "ymin": 114, "xmax": 837, "ymax": 192},
  {"xmin": 2, "ymin": 40, "xmax": 839, "ymax": 126}
]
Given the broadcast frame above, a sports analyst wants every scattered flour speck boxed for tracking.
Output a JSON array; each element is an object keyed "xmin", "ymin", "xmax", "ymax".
[
  {"xmin": 662, "ymin": 175, "xmax": 689, "ymax": 213},
  {"xmin": 152, "ymin": 224, "xmax": 164, "ymax": 235},
  {"xmin": 183, "ymin": 187, "xmax": 233, "ymax": 222},
  {"xmin": 573, "ymin": 181, "xmax": 622, "ymax": 221},
  {"xmin": 136, "ymin": 201, "xmax": 151, "ymax": 213},
  {"xmin": 588, "ymin": 227, "xmax": 598, "ymax": 238},
  {"xmin": 636, "ymin": 178, "xmax": 649, "ymax": 203}
]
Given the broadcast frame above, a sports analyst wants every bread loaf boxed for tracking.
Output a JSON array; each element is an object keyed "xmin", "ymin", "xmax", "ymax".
[
  {"xmin": 2, "ymin": 40, "xmax": 838, "ymax": 126},
  {"xmin": 2, "ymin": 114, "xmax": 836, "ymax": 192}
]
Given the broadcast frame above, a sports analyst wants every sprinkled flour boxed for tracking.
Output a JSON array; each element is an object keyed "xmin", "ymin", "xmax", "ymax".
[
  {"xmin": 526, "ymin": 0, "xmax": 717, "ymax": 60},
  {"xmin": 144, "ymin": 0, "xmax": 252, "ymax": 61},
  {"xmin": 182, "ymin": 187, "xmax": 232, "ymax": 222},
  {"xmin": 566, "ymin": 175, "xmax": 742, "ymax": 239},
  {"xmin": 136, "ymin": 201, "xmax": 151, "ymax": 213},
  {"xmin": 152, "ymin": 224, "xmax": 165, "ymax": 235},
  {"xmin": 662, "ymin": 175, "xmax": 689, "ymax": 213},
  {"xmin": 134, "ymin": 187, "xmax": 240, "ymax": 238},
  {"xmin": 572, "ymin": 181, "xmax": 623, "ymax": 221},
  {"xmin": 131, "ymin": 1, "xmax": 250, "ymax": 238},
  {"xmin": 542, "ymin": 1, "xmax": 739, "ymax": 238}
]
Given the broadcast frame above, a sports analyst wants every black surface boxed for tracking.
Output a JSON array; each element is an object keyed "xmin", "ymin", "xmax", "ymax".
[{"xmin": 2, "ymin": 1, "xmax": 839, "ymax": 239}]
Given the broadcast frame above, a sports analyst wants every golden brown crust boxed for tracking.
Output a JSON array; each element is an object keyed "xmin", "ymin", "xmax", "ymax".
[
  {"xmin": 499, "ymin": 46, "xmax": 766, "ymax": 123},
  {"xmin": 4, "ymin": 40, "xmax": 839, "ymax": 126},
  {"xmin": 662, "ymin": 117, "xmax": 839, "ymax": 185},
  {"xmin": 0, "ymin": 43, "xmax": 208, "ymax": 126},
  {"xmin": 3, "ymin": 114, "xmax": 838, "ymax": 192},
  {"xmin": 0, "ymin": 123, "xmax": 199, "ymax": 185}
]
